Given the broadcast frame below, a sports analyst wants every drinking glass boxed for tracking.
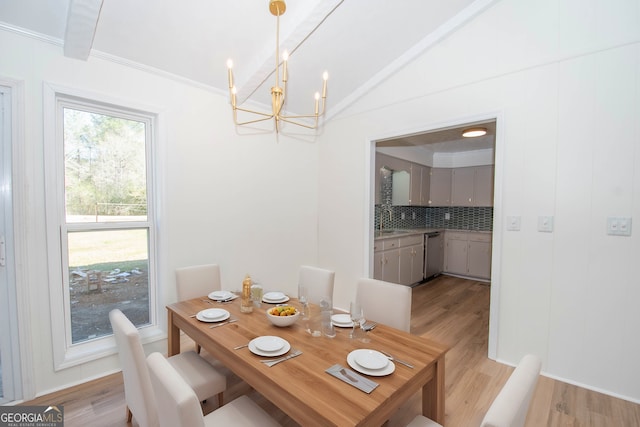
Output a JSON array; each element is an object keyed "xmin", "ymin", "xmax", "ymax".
[
  {"xmin": 349, "ymin": 301, "xmax": 364, "ymax": 340},
  {"xmin": 298, "ymin": 284, "xmax": 309, "ymax": 319}
]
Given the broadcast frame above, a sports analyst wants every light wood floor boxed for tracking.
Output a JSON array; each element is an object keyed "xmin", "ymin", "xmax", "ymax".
[{"xmin": 22, "ymin": 275, "xmax": 640, "ymax": 426}]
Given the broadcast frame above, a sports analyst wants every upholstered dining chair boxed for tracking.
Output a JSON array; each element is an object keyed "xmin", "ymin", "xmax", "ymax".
[
  {"xmin": 298, "ymin": 265, "xmax": 335, "ymax": 305},
  {"xmin": 175, "ymin": 263, "xmax": 222, "ymax": 301},
  {"xmin": 406, "ymin": 354, "xmax": 542, "ymax": 427},
  {"xmin": 109, "ymin": 309, "xmax": 227, "ymax": 427},
  {"xmin": 147, "ymin": 352, "xmax": 281, "ymax": 427},
  {"xmin": 176, "ymin": 263, "xmax": 222, "ymax": 353},
  {"xmin": 356, "ymin": 278, "xmax": 412, "ymax": 332}
]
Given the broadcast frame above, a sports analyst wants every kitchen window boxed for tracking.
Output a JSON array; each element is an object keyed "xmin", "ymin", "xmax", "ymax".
[{"xmin": 44, "ymin": 86, "xmax": 161, "ymax": 369}]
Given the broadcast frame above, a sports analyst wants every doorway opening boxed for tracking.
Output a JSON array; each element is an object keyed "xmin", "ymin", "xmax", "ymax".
[{"xmin": 368, "ymin": 115, "xmax": 501, "ymax": 358}]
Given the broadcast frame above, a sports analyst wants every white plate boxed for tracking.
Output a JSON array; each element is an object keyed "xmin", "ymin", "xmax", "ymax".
[
  {"xmin": 331, "ymin": 314, "xmax": 353, "ymax": 327},
  {"xmin": 347, "ymin": 349, "xmax": 395, "ymax": 376},
  {"xmin": 354, "ymin": 349, "xmax": 388, "ymax": 370},
  {"xmin": 263, "ymin": 291, "xmax": 285, "ymax": 300},
  {"xmin": 196, "ymin": 309, "xmax": 230, "ymax": 323},
  {"xmin": 253, "ymin": 336, "xmax": 285, "ymax": 352},
  {"xmin": 208, "ymin": 290, "xmax": 235, "ymax": 301},
  {"xmin": 249, "ymin": 337, "xmax": 291, "ymax": 357},
  {"xmin": 262, "ymin": 294, "xmax": 290, "ymax": 303},
  {"xmin": 201, "ymin": 308, "xmax": 227, "ymax": 319}
]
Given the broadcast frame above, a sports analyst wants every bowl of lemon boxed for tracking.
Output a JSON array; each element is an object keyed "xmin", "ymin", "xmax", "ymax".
[{"xmin": 266, "ymin": 305, "xmax": 300, "ymax": 327}]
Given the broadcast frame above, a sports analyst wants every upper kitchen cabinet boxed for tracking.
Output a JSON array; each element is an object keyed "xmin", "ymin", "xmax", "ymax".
[
  {"xmin": 473, "ymin": 165, "xmax": 494, "ymax": 206},
  {"xmin": 428, "ymin": 168, "xmax": 452, "ymax": 206},
  {"xmin": 376, "ymin": 153, "xmax": 430, "ymax": 206},
  {"xmin": 451, "ymin": 165, "xmax": 494, "ymax": 207},
  {"xmin": 411, "ymin": 163, "xmax": 430, "ymax": 206}
]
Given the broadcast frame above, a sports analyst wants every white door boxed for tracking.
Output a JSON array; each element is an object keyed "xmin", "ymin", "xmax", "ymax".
[{"xmin": 0, "ymin": 85, "xmax": 21, "ymax": 403}]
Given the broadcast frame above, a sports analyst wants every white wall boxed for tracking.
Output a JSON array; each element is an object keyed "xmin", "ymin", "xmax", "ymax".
[
  {"xmin": 318, "ymin": 0, "xmax": 640, "ymax": 402},
  {"xmin": 1, "ymin": 28, "xmax": 320, "ymax": 397}
]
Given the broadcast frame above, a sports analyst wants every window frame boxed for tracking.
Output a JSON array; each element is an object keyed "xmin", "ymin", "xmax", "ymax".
[{"xmin": 44, "ymin": 83, "xmax": 164, "ymax": 370}]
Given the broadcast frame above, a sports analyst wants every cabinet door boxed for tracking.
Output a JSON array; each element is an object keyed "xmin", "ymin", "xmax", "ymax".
[
  {"xmin": 411, "ymin": 243, "xmax": 424, "ymax": 284},
  {"xmin": 445, "ymin": 235, "xmax": 468, "ymax": 275},
  {"xmin": 429, "ymin": 168, "xmax": 451, "ymax": 206},
  {"xmin": 381, "ymin": 248, "xmax": 400, "ymax": 284},
  {"xmin": 409, "ymin": 164, "xmax": 422, "ymax": 206},
  {"xmin": 473, "ymin": 165, "xmax": 494, "ymax": 206},
  {"xmin": 420, "ymin": 166, "xmax": 431, "ymax": 206},
  {"xmin": 451, "ymin": 167, "xmax": 475, "ymax": 206},
  {"xmin": 399, "ymin": 246, "xmax": 414, "ymax": 285},
  {"xmin": 468, "ymin": 238, "xmax": 492, "ymax": 279}
]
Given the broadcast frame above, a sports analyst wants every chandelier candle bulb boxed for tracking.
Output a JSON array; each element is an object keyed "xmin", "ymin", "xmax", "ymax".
[
  {"xmin": 226, "ymin": 59, "xmax": 234, "ymax": 88},
  {"xmin": 322, "ymin": 71, "xmax": 328, "ymax": 98},
  {"xmin": 282, "ymin": 51, "xmax": 289, "ymax": 82}
]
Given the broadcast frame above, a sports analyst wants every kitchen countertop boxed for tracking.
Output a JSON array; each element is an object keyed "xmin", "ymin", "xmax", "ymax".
[{"xmin": 374, "ymin": 227, "xmax": 491, "ymax": 239}]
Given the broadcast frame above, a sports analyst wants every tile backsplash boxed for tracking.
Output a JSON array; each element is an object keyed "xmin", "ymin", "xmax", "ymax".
[{"xmin": 375, "ymin": 205, "xmax": 493, "ymax": 231}]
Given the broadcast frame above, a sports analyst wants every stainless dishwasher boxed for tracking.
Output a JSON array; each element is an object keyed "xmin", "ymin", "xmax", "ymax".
[{"xmin": 424, "ymin": 232, "xmax": 443, "ymax": 279}]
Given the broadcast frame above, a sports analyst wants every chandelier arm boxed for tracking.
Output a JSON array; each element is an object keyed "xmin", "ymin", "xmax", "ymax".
[
  {"xmin": 278, "ymin": 116, "xmax": 319, "ymax": 130},
  {"xmin": 234, "ymin": 106, "xmax": 275, "ymax": 118},
  {"xmin": 232, "ymin": 107, "xmax": 276, "ymax": 126},
  {"xmin": 279, "ymin": 101, "xmax": 326, "ymax": 120}
]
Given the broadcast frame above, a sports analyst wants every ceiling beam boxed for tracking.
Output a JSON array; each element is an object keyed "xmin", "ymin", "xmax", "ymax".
[
  {"xmin": 63, "ymin": 0, "xmax": 104, "ymax": 60},
  {"xmin": 234, "ymin": 0, "xmax": 343, "ymax": 104}
]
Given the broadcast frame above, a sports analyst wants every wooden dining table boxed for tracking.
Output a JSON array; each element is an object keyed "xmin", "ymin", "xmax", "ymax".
[{"xmin": 167, "ymin": 296, "xmax": 449, "ymax": 426}]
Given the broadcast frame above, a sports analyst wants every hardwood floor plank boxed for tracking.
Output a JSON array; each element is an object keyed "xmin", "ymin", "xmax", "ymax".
[{"xmin": 19, "ymin": 275, "xmax": 640, "ymax": 426}]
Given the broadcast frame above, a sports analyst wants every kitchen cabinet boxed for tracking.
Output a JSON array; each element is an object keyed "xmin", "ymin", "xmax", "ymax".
[
  {"xmin": 415, "ymin": 164, "xmax": 431, "ymax": 206},
  {"xmin": 373, "ymin": 238, "xmax": 400, "ymax": 283},
  {"xmin": 376, "ymin": 153, "xmax": 431, "ymax": 206},
  {"xmin": 428, "ymin": 168, "xmax": 451, "ymax": 206},
  {"xmin": 374, "ymin": 234, "xmax": 424, "ymax": 285},
  {"xmin": 444, "ymin": 232, "xmax": 469, "ymax": 276},
  {"xmin": 450, "ymin": 166, "xmax": 494, "ymax": 207},
  {"xmin": 473, "ymin": 165, "xmax": 494, "ymax": 206},
  {"xmin": 399, "ymin": 235, "xmax": 424, "ymax": 285},
  {"xmin": 467, "ymin": 234, "xmax": 492, "ymax": 278},
  {"xmin": 444, "ymin": 231, "xmax": 492, "ymax": 279},
  {"xmin": 451, "ymin": 167, "xmax": 475, "ymax": 206}
]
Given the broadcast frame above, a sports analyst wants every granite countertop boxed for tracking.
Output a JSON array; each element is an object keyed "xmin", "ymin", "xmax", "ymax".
[{"xmin": 374, "ymin": 227, "xmax": 491, "ymax": 239}]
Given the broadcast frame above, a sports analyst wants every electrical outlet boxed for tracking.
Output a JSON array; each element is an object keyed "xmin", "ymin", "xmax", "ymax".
[
  {"xmin": 607, "ymin": 217, "xmax": 632, "ymax": 236},
  {"xmin": 445, "ymin": 213, "xmax": 451, "ymax": 220}
]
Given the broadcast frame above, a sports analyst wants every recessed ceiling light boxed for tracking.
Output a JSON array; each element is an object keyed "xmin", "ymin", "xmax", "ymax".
[{"xmin": 462, "ymin": 127, "xmax": 487, "ymax": 138}]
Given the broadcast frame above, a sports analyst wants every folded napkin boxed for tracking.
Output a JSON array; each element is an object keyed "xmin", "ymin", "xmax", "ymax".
[{"xmin": 326, "ymin": 364, "xmax": 379, "ymax": 394}]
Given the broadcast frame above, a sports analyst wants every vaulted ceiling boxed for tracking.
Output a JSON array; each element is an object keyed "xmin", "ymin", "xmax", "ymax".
[{"xmin": 0, "ymin": 0, "xmax": 496, "ymax": 123}]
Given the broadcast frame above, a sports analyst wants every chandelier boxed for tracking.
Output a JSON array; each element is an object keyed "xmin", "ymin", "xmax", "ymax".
[{"xmin": 226, "ymin": 0, "xmax": 328, "ymax": 132}]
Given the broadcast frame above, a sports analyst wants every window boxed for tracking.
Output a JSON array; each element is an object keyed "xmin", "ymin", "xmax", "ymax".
[{"xmin": 45, "ymin": 85, "xmax": 161, "ymax": 369}]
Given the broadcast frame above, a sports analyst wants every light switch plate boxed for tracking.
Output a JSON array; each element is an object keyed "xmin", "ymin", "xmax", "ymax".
[
  {"xmin": 506, "ymin": 216, "xmax": 521, "ymax": 231},
  {"xmin": 607, "ymin": 217, "xmax": 632, "ymax": 236},
  {"xmin": 538, "ymin": 216, "xmax": 554, "ymax": 232}
]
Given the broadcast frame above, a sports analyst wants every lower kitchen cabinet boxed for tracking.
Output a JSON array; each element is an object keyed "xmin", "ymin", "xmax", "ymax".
[
  {"xmin": 444, "ymin": 231, "xmax": 492, "ymax": 280},
  {"xmin": 374, "ymin": 247, "xmax": 400, "ymax": 283},
  {"xmin": 444, "ymin": 232, "xmax": 468, "ymax": 276},
  {"xmin": 374, "ymin": 234, "xmax": 424, "ymax": 285},
  {"xmin": 467, "ymin": 237, "xmax": 492, "ymax": 278},
  {"xmin": 399, "ymin": 242, "xmax": 424, "ymax": 286}
]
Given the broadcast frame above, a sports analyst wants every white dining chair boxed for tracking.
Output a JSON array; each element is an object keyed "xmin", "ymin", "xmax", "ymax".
[
  {"xmin": 176, "ymin": 264, "xmax": 222, "ymax": 353},
  {"xmin": 147, "ymin": 352, "xmax": 281, "ymax": 427},
  {"xmin": 175, "ymin": 263, "xmax": 222, "ymax": 301},
  {"xmin": 109, "ymin": 309, "xmax": 227, "ymax": 427},
  {"xmin": 298, "ymin": 265, "xmax": 335, "ymax": 305},
  {"xmin": 406, "ymin": 354, "xmax": 542, "ymax": 427},
  {"xmin": 356, "ymin": 278, "xmax": 412, "ymax": 332}
]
